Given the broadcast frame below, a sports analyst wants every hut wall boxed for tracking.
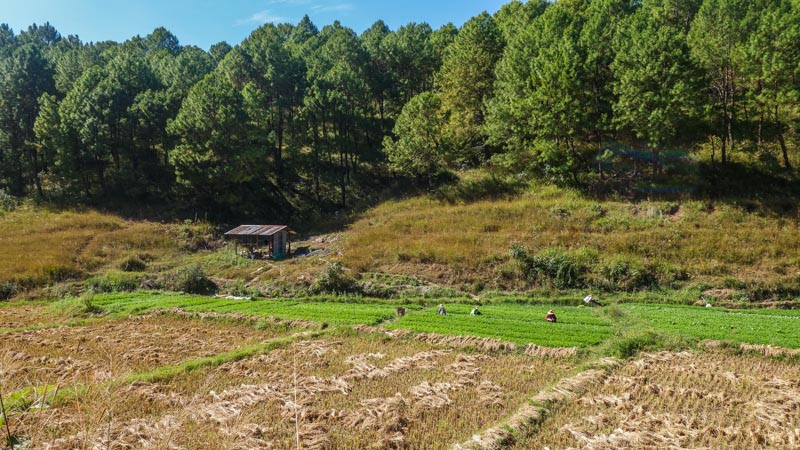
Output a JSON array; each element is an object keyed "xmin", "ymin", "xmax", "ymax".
[{"xmin": 274, "ymin": 230, "xmax": 288, "ymax": 258}]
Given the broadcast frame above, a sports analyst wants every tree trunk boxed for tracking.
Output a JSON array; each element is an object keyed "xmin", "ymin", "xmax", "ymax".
[{"xmin": 778, "ymin": 130, "xmax": 792, "ymax": 170}]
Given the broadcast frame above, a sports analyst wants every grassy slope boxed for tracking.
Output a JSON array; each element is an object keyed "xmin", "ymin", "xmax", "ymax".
[
  {"xmin": 4, "ymin": 174, "xmax": 800, "ymax": 298},
  {"xmin": 0, "ymin": 207, "xmax": 199, "ymax": 289},
  {"xmin": 343, "ymin": 176, "xmax": 800, "ymax": 292}
]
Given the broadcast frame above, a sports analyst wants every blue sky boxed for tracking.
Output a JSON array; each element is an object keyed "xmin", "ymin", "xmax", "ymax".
[{"xmin": 1, "ymin": 0, "xmax": 509, "ymax": 49}]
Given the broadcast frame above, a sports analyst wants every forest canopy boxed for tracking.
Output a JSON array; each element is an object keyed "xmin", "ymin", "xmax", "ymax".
[{"xmin": 1, "ymin": 0, "xmax": 799, "ymax": 222}]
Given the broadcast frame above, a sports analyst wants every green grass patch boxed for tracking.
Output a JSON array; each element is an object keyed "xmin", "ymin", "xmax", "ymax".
[
  {"xmin": 623, "ymin": 303, "xmax": 800, "ymax": 348},
  {"xmin": 386, "ymin": 304, "xmax": 613, "ymax": 347},
  {"xmin": 82, "ymin": 292, "xmax": 407, "ymax": 326}
]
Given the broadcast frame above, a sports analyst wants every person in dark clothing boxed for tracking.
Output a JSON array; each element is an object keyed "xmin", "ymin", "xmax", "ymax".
[{"xmin": 545, "ymin": 310, "xmax": 557, "ymax": 323}]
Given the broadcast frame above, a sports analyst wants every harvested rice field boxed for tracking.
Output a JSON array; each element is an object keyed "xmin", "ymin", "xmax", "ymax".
[
  {"xmin": 0, "ymin": 302, "xmax": 54, "ymax": 330},
  {"xmin": 10, "ymin": 333, "xmax": 579, "ymax": 449},
  {"xmin": 517, "ymin": 350, "xmax": 800, "ymax": 449},
  {"xmin": 0, "ymin": 314, "xmax": 298, "ymax": 393},
  {"xmin": 3, "ymin": 296, "xmax": 800, "ymax": 450}
]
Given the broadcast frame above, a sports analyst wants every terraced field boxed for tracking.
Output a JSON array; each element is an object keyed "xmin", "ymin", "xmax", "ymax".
[
  {"xmin": 3, "ymin": 294, "xmax": 800, "ymax": 449},
  {"xmin": 520, "ymin": 350, "xmax": 800, "ymax": 449},
  {"xmin": 624, "ymin": 303, "xmax": 800, "ymax": 348},
  {"xmin": 387, "ymin": 303, "xmax": 613, "ymax": 347}
]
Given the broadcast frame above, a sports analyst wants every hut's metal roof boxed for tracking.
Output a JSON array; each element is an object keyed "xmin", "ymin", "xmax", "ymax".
[{"xmin": 224, "ymin": 225, "xmax": 288, "ymax": 237}]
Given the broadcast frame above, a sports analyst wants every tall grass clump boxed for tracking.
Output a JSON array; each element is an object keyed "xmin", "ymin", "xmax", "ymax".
[
  {"xmin": 511, "ymin": 245, "xmax": 590, "ymax": 289},
  {"xmin": 86, "ymin": 271, "xmax": 142, "ymax": 293},
  {"xmin": 165, "ymin": 264, "xmax": 217, "ymax": 294},
  {"xmin": 0, "ymin": 281, "xmax": 16, "ymax": 300},
  {"xmin": 118, "ymin": 255, "xmax": 147, "ymax": 272},
  {"xmin": 599, "ymin": 257, "xmax": 658, "ymax": 291},
  {"xmin": 311, "ymin": 261, "xmax": 359, "ymax": 294},
  {"xmin": 0, "ymin": 189, "xmax": 18, "ymax": 214}
]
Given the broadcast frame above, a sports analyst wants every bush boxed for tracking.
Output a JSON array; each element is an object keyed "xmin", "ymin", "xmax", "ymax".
[
  {"xmin": 86, "ymin": 271, "xmax": 141, "ymax": 293},
  {"xmin": 600, "ymin": 257, "xmax": 657, "ymax": 291},
  {"xmin": 512, "ymin": 246, "xmax": 588, "ymax": 289},
  {"xmin": 0, "ymin": 281, "xmax": 17, "ymax": 300},
  {"xmin": 311, "ymin": 262, "xmax": 358, "ymax": 294},
  {"xmin": 81, "ymin": 293, "xmax": 103, "ymax": 315},
  {"xmin": 118, "ymin": 255, "xmax": 147, "ymax": 272},
  {"xmin": 223, "ymin": 279, "xmax": 258, "ymax": 298},
  {"xmin": 0, "ymin": 189, "xmax": 18, "ymax": 213},
  {"xmin": 611, "ymin": 330, "xmax": 664, "ymax": 358},
  {"xmin": 167, "ymin": 264, "xmax": 217, "ymax": 294}
]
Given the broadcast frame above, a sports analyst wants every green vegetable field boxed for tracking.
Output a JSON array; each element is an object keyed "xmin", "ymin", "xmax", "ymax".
[
  {"xmin": 387, "ymin": 304, "xmax": 613, "ymax": 347},
  {"xmin": 624, "ymin": 304, "xmax": 800, "ymax": 348}
]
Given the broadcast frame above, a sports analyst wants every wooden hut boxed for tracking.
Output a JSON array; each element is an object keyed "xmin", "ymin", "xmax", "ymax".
[{"xmin": 224, "ymin": 225, "xmax": 290, "ymax": 259}]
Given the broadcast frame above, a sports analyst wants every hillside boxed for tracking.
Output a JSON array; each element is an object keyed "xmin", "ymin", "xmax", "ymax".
[
  {"xmin": 344, "ymin": 174, "xmax": 800, "ymax": 298},
  {"xmin": 2, "ymin": 172, "xmax": 799, "ymax": 304}
]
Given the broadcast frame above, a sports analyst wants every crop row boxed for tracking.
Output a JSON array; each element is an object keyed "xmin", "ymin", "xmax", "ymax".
[
  {"xmin": 387, "ymin": 304, "xmax": 613, "ymax": 347},
  {"xmin": 623, "ymin": 304, "xmax": 800, "ymax": 348},
  {"xmin": 90, "ymin": 292, "xmax": 402, "ymax": 326}
]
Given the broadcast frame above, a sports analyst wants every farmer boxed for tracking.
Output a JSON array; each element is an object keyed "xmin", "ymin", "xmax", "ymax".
[
  {"xmin": 470, "ymin": 305, "xmax": 482, "ymax": 316},
  {"xmin": 545, "ymin": 310, "xmax": 557, "ymax": 323},
  {"xmin": 437, "ymin": 304, "xmax": 447, "ymax": 316},
  {"xmin": 583, "ymin": 294, "xmax": 602, "ymax": 307}
]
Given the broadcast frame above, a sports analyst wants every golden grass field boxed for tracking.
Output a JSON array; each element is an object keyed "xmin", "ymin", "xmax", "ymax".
[
  {"xmin": 343, "ymin": 178, "xmax": 800, "ymax": 289},
  {"xmin": 0, "ymin": 208, "xmax": 185, "ymax": 290}
]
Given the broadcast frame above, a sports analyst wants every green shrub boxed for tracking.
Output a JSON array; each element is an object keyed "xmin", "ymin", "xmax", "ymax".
[
  {"xmin": 118, "ymin": 255, "xmax": 147, "ymax": 272},
  {"xmin": 511, "ymin": 245, "xmax": 588, "ymax": 289},
  {"xmin": 223, "ymin": 279, "xmax": 257, "ymax": 298},
  {"xmin": 0, "ymin": 281, "xmax": 17, "ymax": 300},
  {"xmin": 531, "ymin": 248, "xmax": 587, "ymax": 289},
  {"xmin": 86, "ymin": 271, "xmax": 141, "ymax": 293},
  {"xmin": 167, "ymin": 264, "xmax": 217, "ymax": 294},
  {"xmin": 311, "ymin": 262, "xmax": 358, "ymax": 294},
  {"xmin": 81, "ymin": 293, "xmax": 103, "ymax": 314},
  {"xmin": 0, "ymin": 189, "xmax": 18, "ymax": 213},
  {"xmin": 600, "ymin": 257, "xmax": 657, "ymax": 291},
  {"xmin": 611, "ymin": 330, "xmax": 664, "ymax": 358}
]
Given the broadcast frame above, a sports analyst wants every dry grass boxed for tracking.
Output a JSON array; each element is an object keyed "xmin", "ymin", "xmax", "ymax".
[
  {"xmin": 13, "ymin": 334, "xmax": 577, "ymax": 449},
  {"xmin": 0, "ymin": 208, "xmax": 193, "ymax": 290},
  {"xmin": 0, "ymin": 302, "xmax": 53, "ymax": 329},
  {"xmin": 354, "ymin": 324, "xmax": 577, "ymax": 356},
  {"xmin": 521, "ymin": 350, "xmax": 800, "ymax": 449},
  {"xmin": 342, "ymin": 178, "xmax": 800, "ymax": 289},
  {"xmin": 0, "ymin": 315, "xmax": 290, "ymax": 392}
]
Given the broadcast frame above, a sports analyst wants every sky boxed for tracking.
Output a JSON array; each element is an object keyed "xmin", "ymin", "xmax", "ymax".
[{"xmin": 1, "ymin": 0, "xmax": 509, "ymax": 49}]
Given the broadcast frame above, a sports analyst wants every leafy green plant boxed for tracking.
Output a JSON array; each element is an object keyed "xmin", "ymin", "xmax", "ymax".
[
  {"xmin": 118, "ymin": 255, "xmax": 147, "ymax": 272},
  {"xmin": 0, "ymin": 282, "xmax": 17, "ymax": 300},
  {"xmin": 388, "ymin": 303, "xmax": 612, "ymax": 347},
  {"xmin": 86, "ymin": 271, "xmax": 142, "ymax": 293},
  {"xmin": 167, "ymin": 264, "xmax": 217, "ymax": 295},
  {"xmin": 311, "ymin": 262, "xmax": 359, "ymax": 295},
  {"xmin": 0, "ymin": 189, "xmax": 18, "ymax": 213}
]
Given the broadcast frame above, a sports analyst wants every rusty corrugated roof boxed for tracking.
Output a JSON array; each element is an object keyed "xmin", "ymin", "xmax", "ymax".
[{"xmin": 224, "ymin": 225, "xmax": 288, "ymax": 237}]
